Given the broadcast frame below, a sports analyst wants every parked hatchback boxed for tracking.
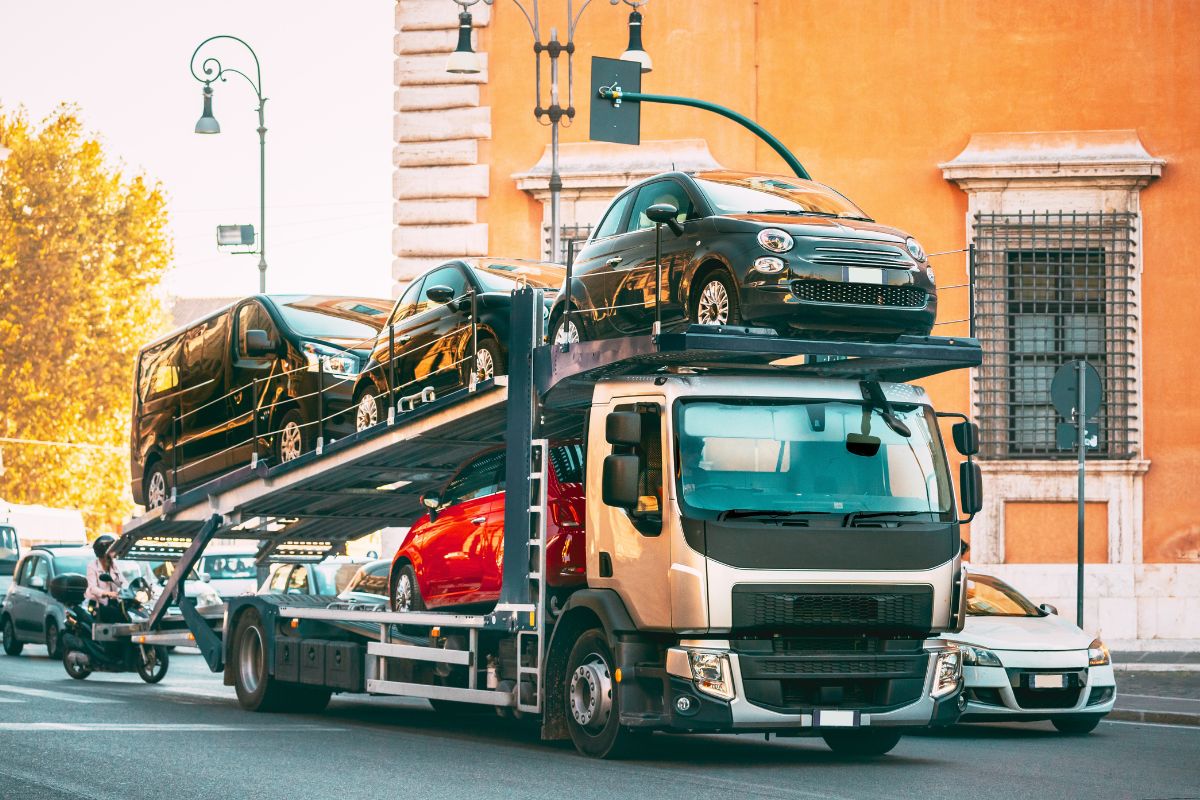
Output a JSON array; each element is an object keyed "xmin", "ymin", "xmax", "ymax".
[
  {"xmin": 389, "ymin": 443, "xmax": 585, "ymax": 612},
  {"xmin": 548, "ymin": 171, "xmax": 937, "ymax": 343},
  {"xmin": 131, "ymin": 294, "xmax": 392, "ymax": 508},
  {"xmin": 352, "ymin": 259, "xmax": 563, "ymax": 431}
]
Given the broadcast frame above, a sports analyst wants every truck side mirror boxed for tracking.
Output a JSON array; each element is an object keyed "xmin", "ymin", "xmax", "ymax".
[
  {"xmin": 602, "ymin": 455, "xmax": 640, "ymax": 509},
  {"xmin": 959, "ymin": 461, "xmax": 983, "ymax": 517},
  {"xmin": 245, "ymin": 329, "xmax": 276, "ymax": 357},
  {"xmin": 952, "ymin": 421, "xmax": 980, "ymax": 456},
  {"xmin": 606, "ymin": 412, "xmax": 642, "ymax": 447}
]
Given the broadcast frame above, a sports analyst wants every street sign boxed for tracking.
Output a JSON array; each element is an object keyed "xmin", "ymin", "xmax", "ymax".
[
  {"xmin": 590, "ymin": 56, "xmax": 642, "ymax": 146},
  {"xmin": 1051, "ymin": 360, "xmax": 1102, "ymax": 419},
  {"xmin": 1056, "ymin": 421, "xmax": 1100, "ymax": 450}
]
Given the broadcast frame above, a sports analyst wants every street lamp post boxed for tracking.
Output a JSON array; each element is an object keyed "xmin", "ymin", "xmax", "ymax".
[
  {"xmin": 447, "ymin": 0, "xmax": 651, "ymax": 263},
  {"xmin": 190, "ymin": 35, "xmax": 269, "ymax": 293}
]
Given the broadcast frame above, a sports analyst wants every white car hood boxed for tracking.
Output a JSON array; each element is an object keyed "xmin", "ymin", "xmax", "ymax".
[{"xmin": 952, "ymin": 613, "xmax": 1093, "ymax": 652}]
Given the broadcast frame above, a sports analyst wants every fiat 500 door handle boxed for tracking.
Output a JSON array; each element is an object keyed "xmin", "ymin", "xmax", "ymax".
[
  {"xmin": 470, "ymin": 516, "xmax": 487, "ymax": 525},
  {"xmin": 606, "ymin": 257, "xmax": 623, "ymax": 267}
]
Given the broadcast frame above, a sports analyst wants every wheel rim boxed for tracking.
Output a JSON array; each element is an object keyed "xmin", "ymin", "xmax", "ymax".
[
  {"xmin": 141, "ymin": 648, "xmax": 165, "ymax": 679},
  {"xmin": 46, "ymin": 622, "xmax": 57, "ymax": 654},
  {"xmin": 147, "ymin": 470, "xmax": 166, "ymax": 509},
  {"xmin": 474, "ymin": 348, "xmax": 495, "ymax": 381},
  {"xmin": 3, "ymin": 619, "xmax": 14, "ymax": 645},
  {"xmin": 356, "ymin": 393, "xmax": 378, "ymax": 431},
  {"xmin": 554, "ymin": 318, "xmax": 581, "ymax": 345},
  {"xmin": 394, "ymin": 573, "xmax": 413, "ymax": 612},
  {"xmin": 696, "ymin": 279, "xmax": 731, "ymax": 325},
  {"xmin": 238, "ymin": 626, "xmax": 264, "ymax": 694},
  {"xmin": 569, "ymin": 653, "xmax": 613, "ymax": 732},
  {"xmin": 280, "ymin": 421, "xmax": 303, "ymax": 462}
]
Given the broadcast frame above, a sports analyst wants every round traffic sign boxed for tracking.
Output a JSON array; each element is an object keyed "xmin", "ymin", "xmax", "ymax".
[{"xmin": 1051, "ymin": 360, "xmax": 1103, "ymax": 419}]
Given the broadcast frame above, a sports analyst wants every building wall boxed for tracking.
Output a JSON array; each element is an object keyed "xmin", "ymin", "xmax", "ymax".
[{"xmin": 395, "ymin": 0, "xmax": 1200, "ymax": 647}]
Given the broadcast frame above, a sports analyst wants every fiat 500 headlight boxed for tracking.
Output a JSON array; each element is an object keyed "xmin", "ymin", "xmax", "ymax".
[
  {"xmin": 757, "ymin": 228, "xmax": 794, "ymax": 253},
  {"xmin": 905, "ymin": 237, "xmax": 926, "ymax": 262}
]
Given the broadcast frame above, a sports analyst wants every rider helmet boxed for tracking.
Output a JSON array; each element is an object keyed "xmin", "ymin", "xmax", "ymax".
[{"xmin": 92, "ymin": 534, "xmax": 116, "ymax": 559}]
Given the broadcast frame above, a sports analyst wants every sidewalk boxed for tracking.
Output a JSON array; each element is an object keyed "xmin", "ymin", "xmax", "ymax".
[{"xmin": 1110, "ymin": 655, "xmax": 1200, "ymax": 726}]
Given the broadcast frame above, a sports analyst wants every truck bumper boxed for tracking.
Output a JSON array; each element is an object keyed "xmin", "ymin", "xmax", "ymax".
[{"xmin": 629, "ymin": 642, "xmax": 964, "ymax": 735}]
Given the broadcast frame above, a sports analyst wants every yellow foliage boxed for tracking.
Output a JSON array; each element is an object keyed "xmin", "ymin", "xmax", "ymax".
[{"xmin": 0, "ymin": 105, "xmax": 172, "ymax": 534}]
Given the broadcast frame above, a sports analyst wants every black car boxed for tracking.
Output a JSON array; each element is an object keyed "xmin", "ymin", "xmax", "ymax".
[
  {"xmin": 131, "ymin": 294, "xmax": 392, "ymax": 508},
  {"xmin": 547, "ymin": 171, "xmax": 937, "ymax": 343},
  {"xmin": 351, "ymin": 258, "xmax": 563, "ymax": 430}
]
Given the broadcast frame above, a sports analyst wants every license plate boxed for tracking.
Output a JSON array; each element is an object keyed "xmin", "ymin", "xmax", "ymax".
[
  {"xmin": 847, "ymin": 267, "xmax": 885, "ymax": 285},
  {"xmin": 1032, "ymin": 673, "xmax": 1065, "ymax": 689},
  {"xmin": 816, "ymin": 710, "xmax": 858, "ymax": 727}
]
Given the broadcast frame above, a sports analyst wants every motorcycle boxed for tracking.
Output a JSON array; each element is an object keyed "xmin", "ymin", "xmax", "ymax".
[{"xmin": 49, "ymin": 572, "xmax": 169, "ymax": 683}]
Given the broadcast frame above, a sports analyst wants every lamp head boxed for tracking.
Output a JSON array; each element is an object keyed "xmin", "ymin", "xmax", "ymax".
[
  {"xmin": 446, "ymin": 11, "xmax": 482, "ymax": 74},
  {"xmin": 195, "ymin": 83, "xmax": 220, "ymax": 135},
  {"xmin": 619, "ymin": 8, "xmax": 652, "ymax": 73}
]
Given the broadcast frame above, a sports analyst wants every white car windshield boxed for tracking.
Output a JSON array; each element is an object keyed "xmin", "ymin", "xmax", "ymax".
[
  {"xmin": 966, "ymin": 575, "xmax": 1043, "ymax": 617},
  {"xmin": 676, "ymin": 399, "xmax": 953, "ymax": 519}
]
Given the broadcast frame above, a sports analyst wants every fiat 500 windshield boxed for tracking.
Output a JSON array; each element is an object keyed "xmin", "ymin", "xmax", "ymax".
[
  {"xmin": 694, "ymin": 176, "xmax": 873, "ymax": 221},
  {"xmin": 676, "ymin": 399, "xmax": 953, "ymax": 519}
]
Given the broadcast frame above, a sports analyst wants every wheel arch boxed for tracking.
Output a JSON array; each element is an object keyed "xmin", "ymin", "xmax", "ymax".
[{"xmin": 684, "ymin": 256, "xmax": 738, "ymax": 312}]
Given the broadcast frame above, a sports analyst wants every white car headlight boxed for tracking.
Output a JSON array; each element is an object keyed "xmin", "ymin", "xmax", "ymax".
[
  {"xmin": 757, "ymin": 228, "xmax": 794, "ymax": 253},
  {"xmin": 302, "ymin": 341, "xmax": 359, "ymax": 378},
  {"xmin": 688, "ymin": 650, "xmax": 735, "ymax": 700},
  {"xmin": 950, "ymin": 642, "xmax": 1003, "ymax": 668},
  {"xmin": 905, "ymin": 237, "xmax": 926, "ymax": 262},
  {"xmin": 931, "ymin": 646, "xmax": 962, "ymax": 698},
  {"xmin": 1088, "ymin": 638, "xmax": 1110, "ymax": 666}
]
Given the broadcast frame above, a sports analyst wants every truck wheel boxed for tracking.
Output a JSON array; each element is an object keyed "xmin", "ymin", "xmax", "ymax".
[
  {"xmin": 1051, "ymin": 714, "xmax": 1102, "ymax": 735},
  {"xmin": 564, "ymin": 629, "xmax": 647, "ymax": 759},
  {"xmin": 2, "ymin": 617, "xmax": 22, "ymax": 656},
  {"xmin": 821, "ymin": 728, "xmax": 903, "ymax": 757},
  {"xmin": 233, "ymin": 610, "xmax": 288, "ymax": 712}
]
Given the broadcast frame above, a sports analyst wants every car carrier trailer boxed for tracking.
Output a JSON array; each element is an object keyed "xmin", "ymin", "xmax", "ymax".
[{"xmin": 111, "ymin": 287, "xmax": 982, "ymax": 758}]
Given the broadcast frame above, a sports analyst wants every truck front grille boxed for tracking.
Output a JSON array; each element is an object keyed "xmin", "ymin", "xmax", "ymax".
[
  {"xmin": 731, "ymin": 584, "xmax": 935, "ymax": 634},
  {"xmin": 791, "ymin": 280, "xmax": 928, "ymax": 308}
]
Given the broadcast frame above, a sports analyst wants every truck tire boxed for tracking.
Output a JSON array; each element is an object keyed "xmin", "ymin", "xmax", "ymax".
[
  {"xmin": 232, "ymin": 610, "xmax": 289, "ymax": 712},
  {"xmin": 564, "ymin": 629, "xmax": 648, "ymax": 759},
  {"xmin": 2, "ymin": 617, "xmax": 22, "ymax": 656},
  {"xmin": 821, "ymin": 728, "xmax": 903, "ymax": 757}
]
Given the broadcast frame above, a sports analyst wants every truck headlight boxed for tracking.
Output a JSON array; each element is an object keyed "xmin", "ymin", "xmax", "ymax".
[
  {"xmin": 931, "ymin": 647, "xmax": 962, "ymax": 698},
  {"xmin": 688, "ymin": 650, "xmax": 735, "ymax": 701},
  {"xmin": 949, "ymin": 642, "xmax": 1003, "ymax": 668},
  {"xmin": 302, "ymin": 341, "xmax": 359, "ymax": 378},
  {"xmin": 757, "ymin": 228, "xmax": 794, "ymax": 253},
  {"xmin": 1088, "ymin": 638, "xmax": 1110, "ymax": 666}
]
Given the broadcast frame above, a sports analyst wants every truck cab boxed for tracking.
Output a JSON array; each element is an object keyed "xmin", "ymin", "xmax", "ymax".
[{"xmin": 556, "ymin": 372, "xmax": 974, "ymax": 754}]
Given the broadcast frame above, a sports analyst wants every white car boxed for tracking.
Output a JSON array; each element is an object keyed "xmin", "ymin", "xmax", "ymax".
[{"xmin": 942, "ymin": 572, "xmax": 1116, "ymax": 734}]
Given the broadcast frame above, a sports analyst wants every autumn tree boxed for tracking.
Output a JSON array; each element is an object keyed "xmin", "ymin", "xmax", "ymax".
[{"xmin": 0, "ymin": 105, "xmax": 172, "ymax": 534}]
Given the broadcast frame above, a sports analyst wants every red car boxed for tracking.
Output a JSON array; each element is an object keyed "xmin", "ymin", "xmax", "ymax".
[{"xmin": 389, "ymin": 443, "xmax": 586, "ymax": 611}]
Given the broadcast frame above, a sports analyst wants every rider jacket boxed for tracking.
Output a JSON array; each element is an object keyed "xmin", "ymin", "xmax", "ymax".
[{"xmin": 85, "ymin": 559, "xmax": 125, "ymax": 606}]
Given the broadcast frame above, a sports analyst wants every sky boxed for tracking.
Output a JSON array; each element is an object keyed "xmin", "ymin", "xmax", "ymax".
[{"xmin": 0, "ymin": 0, "xmax": 395, "ymax": 301}]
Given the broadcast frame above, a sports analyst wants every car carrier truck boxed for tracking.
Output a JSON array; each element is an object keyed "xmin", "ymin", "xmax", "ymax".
[{"xmin": 107, "ymin": 287, "xmax": 981, "ymax": 758}]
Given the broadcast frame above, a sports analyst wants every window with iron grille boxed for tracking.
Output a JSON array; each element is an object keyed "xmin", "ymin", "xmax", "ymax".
[
  {"xmin": 541, "ymin": 223, "xmax": 594, "ymax": 264},
  {"xmin": 973, "ymin": 211, "xmax": 1138, "ymax": 459}
]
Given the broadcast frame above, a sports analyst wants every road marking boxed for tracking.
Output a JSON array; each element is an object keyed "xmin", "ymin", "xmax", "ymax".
[
  {"xmin": 1118, "ymin": 692, "xmax": 1200, "ymax": 703},
  {"xmin": 1103, "ymin": 719, "xmax": 1200, "ymax": 732},
  {"xmin": 0, "ymin": 723, "xmax": 347, "ymax": 732},
  {"xmin": 0, "ymin": 684, "xmax": 118, "ymax": 704},
  {"xmin": 0, "ymin": 698, "xmax": 23, "ymax": 703}
]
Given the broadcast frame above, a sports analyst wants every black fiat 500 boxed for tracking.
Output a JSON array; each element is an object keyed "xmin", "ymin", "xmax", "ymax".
[
  {"xmin": 351, "ymin": 258, "xmax": 563, "ymax": 431},
  {"xmin": 547, "ymin": 171, "xmax": 937, "ymax": 343}
]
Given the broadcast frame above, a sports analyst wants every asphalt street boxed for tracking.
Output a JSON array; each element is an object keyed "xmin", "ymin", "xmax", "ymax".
[{"xmin": 0, "ymin": 648, "xmax": 1196, "ymax": 800}]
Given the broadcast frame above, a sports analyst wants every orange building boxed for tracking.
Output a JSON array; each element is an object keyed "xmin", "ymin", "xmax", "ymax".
[{"xmin": 392, "ymin": 0, "xmax": 1200, "ymax": 648}]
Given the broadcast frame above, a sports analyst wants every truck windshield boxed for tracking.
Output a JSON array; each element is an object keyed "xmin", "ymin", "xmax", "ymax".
[{"xmin": 675, "ymin": 399, "xmax": 952, "ymax": 519}]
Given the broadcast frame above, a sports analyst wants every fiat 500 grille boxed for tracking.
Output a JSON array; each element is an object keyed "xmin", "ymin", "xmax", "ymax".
[{"xmin": 791, "ymin": 280, "xmax": 928, "ymax": 309}]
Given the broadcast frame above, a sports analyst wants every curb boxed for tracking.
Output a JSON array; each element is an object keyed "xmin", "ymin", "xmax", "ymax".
[
  {"xmin": 1113, "ymin": 664, "xmax": 1200, "ymax": 673},
  {"xmin": 1109, "ymin": 708, "xmax": 1200, "ymax": 727}
]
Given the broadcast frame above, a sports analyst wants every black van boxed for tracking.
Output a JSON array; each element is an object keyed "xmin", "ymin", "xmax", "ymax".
[{"xmin": 131, "ymin": 294, "xmax": 392, "ymax": 508}]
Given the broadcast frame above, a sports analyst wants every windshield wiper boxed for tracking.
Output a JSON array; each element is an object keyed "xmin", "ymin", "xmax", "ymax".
[
  {"xmin": 717, "ymin": 509, "xmax": 830, "ymax": 522},
  {"xmin": 745, "ymin": 209, "xmax": 875, "ymax": 222},
  {"xmin": 843, "ymin": 510, "xmax": 933, "ymax": 527}
]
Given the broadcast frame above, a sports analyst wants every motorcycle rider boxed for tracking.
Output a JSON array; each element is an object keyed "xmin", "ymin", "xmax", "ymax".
[{"xmin": 85, "ymin": 535, "xmax": 126, "ymax": 624}]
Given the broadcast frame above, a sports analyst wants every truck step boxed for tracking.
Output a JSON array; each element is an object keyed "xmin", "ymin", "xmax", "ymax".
[
  {"xmin": 367, "ymin": 641, "xmax": 471, "ymax": 666},
  {"xmin": 366, "ymin": 679, "xmax": 514, "ymax": 707}
]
